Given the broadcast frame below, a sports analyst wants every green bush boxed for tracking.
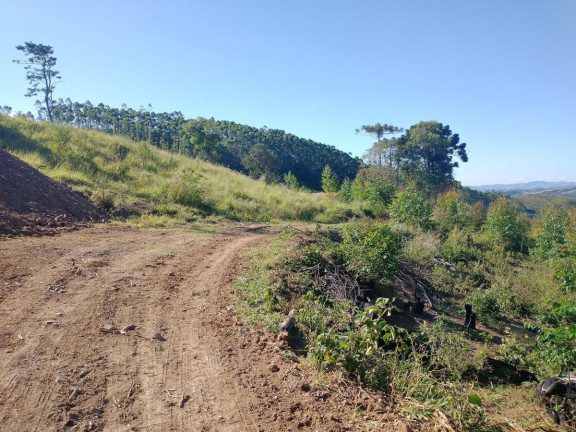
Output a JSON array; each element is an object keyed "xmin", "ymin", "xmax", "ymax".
[
  {"xmin": 531, "ymin": 205, "xmax": 570, "ymax": 260},
  {"xmin": 389, "ymin": 185, "xmax": 432, "ymax": 229},
  {"xmin": 484, "ymin": 197, "xmax": 529, "ymax": 253},
  {"xmin": 340, "ymin": 222, "xmax": 399, "ymax": 282},
  {"xmin": 440, "ymin": 228, "xmax": 480, "ymax": 263},
  {"xmin": 433, "ymin": 190, "xmax": 479, "ymax": 232}
]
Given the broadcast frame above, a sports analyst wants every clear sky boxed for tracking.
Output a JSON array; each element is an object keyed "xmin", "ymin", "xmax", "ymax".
[{"xmin": 1, "ymin": 0, "xmax": 574, "ymax": 186}]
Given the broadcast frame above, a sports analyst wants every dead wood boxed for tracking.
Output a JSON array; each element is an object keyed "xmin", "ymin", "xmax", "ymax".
[
  {"xmin": 278, "ymin": 309, "xmax": 297, "ymax": 345},
  {"xmin": 320, "ymin": 266, "xmax": 361, "ymax": 301},
  {"xmin": 245, "ymin": 225, "xmax": 270, "ymax": 232},
  {"xmin": 396, "ymin": 262, "xmax": 433, "ymax": 308}
]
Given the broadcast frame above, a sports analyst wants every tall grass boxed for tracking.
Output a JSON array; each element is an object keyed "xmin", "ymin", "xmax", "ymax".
[{"xmin": 0, "ymin": 115, "xmax": 360, "ymax": 223}]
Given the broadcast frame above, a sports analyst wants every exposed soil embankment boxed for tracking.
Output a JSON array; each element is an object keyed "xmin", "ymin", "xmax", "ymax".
[{"xmin": 0, "ymin": 148, "xmax": 108, "ymax": 236}]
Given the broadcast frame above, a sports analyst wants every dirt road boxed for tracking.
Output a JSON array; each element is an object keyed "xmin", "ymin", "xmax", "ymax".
[{"xmin": 0, "ymin": 226, "xmax": 367, "ymax": 432}]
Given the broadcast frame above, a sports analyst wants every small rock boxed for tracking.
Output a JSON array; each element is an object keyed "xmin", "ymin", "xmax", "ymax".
[
  {"xmin": 153, "ymin": 332, "xmax": 167, "ymax": 342},
  {"xmin": 79, "ymin": 369, "xmax": 89, "ymax": 378},
  {"xmin": 268, "ymin": 363, "xmax": 280, "ymax": 373},
  {"xmin": 17, "ymin": 334, "xmax": 24, "ymax": 340},
  {"xmin": 45, "ymin": 320, "xmax": 57, "ymax": 326},
  {"xmin": 55, "ymin": 376, "xmax": 64, "ymax": 383},
  {"xmin": 101, "ymin": 324, "xmax": 116, "ymax": 333}
]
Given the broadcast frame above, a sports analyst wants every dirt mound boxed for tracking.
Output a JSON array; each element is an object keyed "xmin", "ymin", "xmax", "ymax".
[{"xmin": 0, "ymin": 148, "xmax": 108, "ymax": 236}]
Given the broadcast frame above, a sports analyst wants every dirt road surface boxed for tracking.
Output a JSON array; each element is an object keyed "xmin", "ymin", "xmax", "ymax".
[{"xmin": 0, "ymin": 226, "xmax": 378, "ymax": 432}]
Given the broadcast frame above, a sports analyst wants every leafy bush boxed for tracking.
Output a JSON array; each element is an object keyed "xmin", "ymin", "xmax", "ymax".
[
  {"xmin": 484, "ymin": 197, "xmax": 529, "ymax": 252},
  {"xmin": 433, "ymin": 190, "xmax": 476, "ymax": 232},
  {"xmin": 340, "ymin": 223, "xmax": 399, "ymax": 282},
  {"xmin": 527, "ymin": 256, "xmax": 576, "ymax": 375},
  {"xmin": 348, "ymin": 167, "xmax": 395, "ymax": 217},
  {"xmin": 389, "ymin": 185, "xmax": 432, "ymax": 229},
  {"xmin": 308, "ymin": 298, "xmax": 406, "ymax": 384},
  {"xmin": 467, "ymin": 289, "xmax": 502, "ymax": 322},
  {"xmin": 531, "ymin": 205, "xmax": 570, "ymax": 260},
  {"xmin": 440, "ymin": 228, "xmax": 480, "ymax": 263}
]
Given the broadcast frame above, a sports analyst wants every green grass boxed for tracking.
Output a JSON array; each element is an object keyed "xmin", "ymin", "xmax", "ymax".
[{"xmin": 0, "ymin": 114, "xmax": 361, "ymax": 223}]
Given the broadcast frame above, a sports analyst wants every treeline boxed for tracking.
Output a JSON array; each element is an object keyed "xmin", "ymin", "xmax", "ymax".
[{"xmin": 48, "ymin": 99, "xmax": 361, "ymax": 190}]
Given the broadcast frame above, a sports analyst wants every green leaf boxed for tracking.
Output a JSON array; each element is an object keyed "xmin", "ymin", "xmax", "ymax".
[{"xmin": 468, "ymin": 393, "xmax": 482, "ymax": 406}]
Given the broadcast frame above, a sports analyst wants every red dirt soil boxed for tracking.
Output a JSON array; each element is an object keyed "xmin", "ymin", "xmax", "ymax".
[{"xmin": 0, "ymin": 148, "xmax": 108, "ymax": 237}]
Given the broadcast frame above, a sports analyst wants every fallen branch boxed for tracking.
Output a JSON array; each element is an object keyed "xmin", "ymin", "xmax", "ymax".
[{"xmin": 246, "ymin": 225, "xmax": 270, "ymax": 232}]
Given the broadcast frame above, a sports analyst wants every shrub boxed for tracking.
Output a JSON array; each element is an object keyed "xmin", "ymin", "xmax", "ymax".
[
  {"xmin": 440, "ymin": 228, "xmax": 480, "ymax": 263},
  {"xmin": 484, "ymin": 197, "xmax": 529, "ymax": 252},
  {"xmin": 348, "ymin": 167, "xmax": 395, "ymax": 217},
  {"xmin": 340, "ymin": 222, "xmax": 399, "ymax": 282},
  {"xmin": 433, "ymin": 190, "xmax": 477, "ymax": 232},
  {"xmin": 162, "ymin": 170, "xmax": 204, "ymax": 208},
  {"xmin": 389, "ymin": 185, "xmax": 432, "ymax": 229},
  {"xmin": 531, "ymin": 205, "xmax": 570, "ymax": 260},
  {"xmin": 91, "ymin": 189, "xmax": 115, "ymax": 211}
]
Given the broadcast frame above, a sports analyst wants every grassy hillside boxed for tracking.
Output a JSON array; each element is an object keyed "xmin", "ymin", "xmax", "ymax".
[{"xmin": 0, "ymin": 115, "xmax": 360, "ymax": 224}]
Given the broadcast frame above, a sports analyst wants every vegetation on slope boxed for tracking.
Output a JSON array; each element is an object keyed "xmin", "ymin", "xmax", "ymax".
[
  {"xmin": 0, "ymin": 114, "xmax": 359, "ymax": 224},
  {"xmin": 37, "ymin": 99, "xmax": 361, "ymax": 190},
  {"xmin": 235, "ymin": 187, "xmax": 576, "ymax": 430}
]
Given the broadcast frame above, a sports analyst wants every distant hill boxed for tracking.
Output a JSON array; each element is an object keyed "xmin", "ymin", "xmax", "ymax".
[
  {"xmin": 48, "ymin": 100, "xmax": 361, "ymax": 191},
  {"xmin": 470, "ymin": 181, "xmax": 576, "ymax": 192},
  {"xmin": 0, "ymin": 114, "xmax": 359, "ymax": 224}
]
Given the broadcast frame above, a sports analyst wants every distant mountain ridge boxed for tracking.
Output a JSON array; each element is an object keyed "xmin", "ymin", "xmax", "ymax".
[{"xmin": 470, "ymin": 181, "xmax": 576, "ymax": 192}]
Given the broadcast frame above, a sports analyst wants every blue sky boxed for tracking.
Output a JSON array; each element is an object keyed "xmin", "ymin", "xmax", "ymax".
[{"xmin": 1, "ymin": 0, "xmax": 574, "ymax": 186}]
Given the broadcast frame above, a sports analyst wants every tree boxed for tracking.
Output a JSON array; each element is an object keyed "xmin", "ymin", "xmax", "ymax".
[
  {"xmin": 283, "ymin": 171, "xmax": 299, "ymax": 190},
  {"xmin": 531, "ymin": 205, "xmax": 571, "ymax": 260},
  {"xmin": 433, "ymin": 189, "xmax": 478, "ymax": 232},
  {"xmin": 321, "ymin": 165, "xmax": 339, "ymax": 193},
  {"xmin": 389, "ymin": 183, "xmax": 433, "ymax": 229},
  {"xmin": 181, "ymin": 119, "xmax": 223, "ymax": 162},
  {"xmin": 13, "ymin": 42, "xmax": 61, "ymax": 122},
  {"xmin": 396, "ymin": 121, "xmax": 468, "ymax": 195},
  {"xmin": 241, "ymin": 143, "xmax": 281, "ymax": 182},
  {"xmin": 350, "ymin": 167, "xmax": 395, "ymax": 217},
  {"xmin": 484, "ymin": 197, "xmax": 529, "ymax": 252},
  {"xmin": 357, "ymin": 123, "xmax": 403, "ymax": 169}
]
